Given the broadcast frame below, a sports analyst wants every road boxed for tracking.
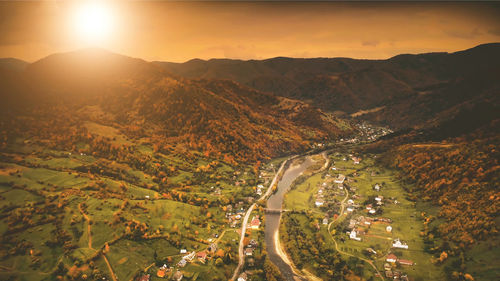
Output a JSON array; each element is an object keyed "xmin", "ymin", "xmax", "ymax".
[
  {"xmin": 78, "ymin": 200, "xmax": 93, "ymax": 250},
  {"xmin": 103, "ymin": 253, "xmax": 118, "ymax": 281},
  {"xmin": 327, "ymin": 189, "xmax": 385, "ymax": 280},
  {"xmin": 231, "ymin": 158, "xmax": 290, "ymax": 281}
]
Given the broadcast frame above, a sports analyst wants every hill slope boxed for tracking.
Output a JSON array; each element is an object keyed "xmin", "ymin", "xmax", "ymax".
[
  {"xmin": 156, "ymin": 43, "xmax": 500, "ymax": 129},
  {"xmin": 0, "ymin": 49, "xmax": 351, "ymax": 162}
]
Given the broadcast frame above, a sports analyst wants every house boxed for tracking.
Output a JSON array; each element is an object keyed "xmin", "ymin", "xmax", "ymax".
[
  {"xmin": 384, "ymin": 263, "xmax": 392, "ymax": 271},
  {"xmin": 256, "ymin": 188, "xmax": 263, "ymax": 196},
  {"xmin": 250, "ymin": 217, "xmax": 261, "ymax": 229},
  {"xmin": 172, "ymin": 270, "xmax": 183, "ymax": 281},
  {"xmin": 373, "ymin": 184, "xmax": 381, "ymax": 191},
  {"xmin": 157, "ymin": 268, "xmax": 166, "ymax": 278},
  {"xmin": 237, "ymin": 272, "xmax": 248, "ymax": 281},
  {"xmin": 315, "ymin": 199, "xmax": 324, "ymax": 207},
  {"xmin": 385, "ymin": 271, "xmax": 393, "ymax": 278},
  {"xmin": 348, "ymin": 219, "xmax": 356, "ymax": 230},
  {"xmin": 338, "ymin": 183, "xmax": 344, "ymax": 190},
  {"xmin": 392, "ymin": 238, "xmax": 409, "ymax": 249},
  {"xmin": 244, "ymin": 247, "xmax": 253, "ymax": 256},
  {"xmin": 323, "ymin": 218, "xmax": 328, "ymax": 225},
  {"xmin": 346, "ymin": 207, "xmax": 354, "ymax": 212},
  {"xmin": 398, "ymin": 259, "xmax": 414, "ymax": 266},
  {"xmin": 197, "ymin": 251, "xmax": 207, "ymax": 263},
  {"xmin": 369, "ymin": 209, "xmax": 376, "ymax": 214},
  {"xmin": 137, "ymin": 274, "xmax": 150, "ymax": 281},
  {"xmin": 386, "ymin": 253, "xmax": 398, "ymax": 263},
  {"xmin": 334, "ymin": 174, "xmax": 346, "ymax": 184},
  {"xmin": 352, "ymin": 157, "xmax": 361, "ymax": 164},
  {"xmin": 177, "ymin": 259, "xmax": 187, "ymax": 267},
  {"xmin": 208, "ymin": 243, "xmax": 217, "ymax": 253},
  {"xmin": 249, "ymin": 239, "xmax": 258, "ymax": 247},
  {"xmin": 180, "ymin": 249, "xmax": 187, "ymax": 254},
  {"xmin": 366, "ymin": 248, "xmax": 377, "ymax": 254},
  {"xmin": 375, "ymin": 195, "xmax": 384, "ymax": 204},
  {"xmin": 347, "ymin": 199, "xmax": 354, "ymax": 205},
  {"xmin": 366, "ymin": 204, "xmax": 373, "ymax": 211},
  {"xmin": 183, "ymin": 251, "xmax": 196, "ymax": 261},
  {"xmin": 349, "ymin": 230, "xmax": 361, "ymax": 241},
  {"xmin": 386, "ymin": 226, "xmax": 393, "ymax": 233}
]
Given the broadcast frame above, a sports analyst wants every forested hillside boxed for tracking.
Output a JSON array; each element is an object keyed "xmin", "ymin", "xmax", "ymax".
[
  {"xmin": 158, "ymin": 43, "xmax": 500, "ymax": 129},
  {"xmin": 0, "ymin": 49, "xmax": 351, "ymax": 163}
]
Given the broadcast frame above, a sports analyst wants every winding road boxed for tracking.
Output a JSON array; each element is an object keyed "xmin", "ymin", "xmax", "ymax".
[
  {"xmin": 78, "ymin": 200, "xmax": 93, "ymax": 250},
  {"xmin": 327, "ymin": 189, "xmax": 385, "ymax": 280}
]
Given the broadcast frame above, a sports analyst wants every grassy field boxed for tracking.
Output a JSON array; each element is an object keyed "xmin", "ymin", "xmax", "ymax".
[
  {"xmin": 0, "ymin": 133, "xmax": 261, "ymax": 281},
  {"xmin": 279, "ymin": 150, "xmax": 445, "ymax": 280}
]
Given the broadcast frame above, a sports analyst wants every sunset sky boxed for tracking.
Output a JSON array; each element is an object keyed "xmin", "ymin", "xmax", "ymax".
[{"xmin": 1, "ymin": 1, "xmax": 499, "ymax": 62}]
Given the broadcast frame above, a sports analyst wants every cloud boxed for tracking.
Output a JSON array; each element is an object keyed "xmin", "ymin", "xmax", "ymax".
[
  {"xmin": 445, "ymin": 27, "xmax": 482, "ymax": 39},
  {"xmin": 362, "ymin": 40, "xmax": 380, "ymax": 47},
  {"xmin": 488, "ymin": 28, "xmax": 500, "ymax": 36}
]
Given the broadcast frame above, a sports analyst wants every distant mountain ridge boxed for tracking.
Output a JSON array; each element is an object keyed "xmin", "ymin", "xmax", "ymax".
[
  {"xmin": 0, "ymin": 49, "xmax": 350, "ymax": 162},
  {"xmin": 155, "ymin": 43, "xmax": 500, "ymax": 130}
]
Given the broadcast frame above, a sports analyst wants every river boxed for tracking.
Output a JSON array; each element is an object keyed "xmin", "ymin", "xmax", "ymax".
[{"xmin": 265, "ymin": 156, "xmax": 314, "ymax": 281}]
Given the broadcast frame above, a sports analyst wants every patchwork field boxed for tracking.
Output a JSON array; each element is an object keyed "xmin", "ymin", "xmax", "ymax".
[{"xmin": 0, "ymin": 134, "xmax": 265, "ymax": 281}]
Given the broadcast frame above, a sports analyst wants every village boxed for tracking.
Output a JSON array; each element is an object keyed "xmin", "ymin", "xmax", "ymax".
[
  {"xmin": 307, "ymin": 153, "xmax": 425, "ymax": 281},
  {"xmin": 134, "ymin": 165, "xmax": 274, "ymax": 281}
]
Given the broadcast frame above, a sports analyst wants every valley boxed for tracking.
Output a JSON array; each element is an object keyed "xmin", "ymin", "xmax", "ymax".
[{"xmin": 0, "ymin": 43, "xmax": 498, "ymax": 281}]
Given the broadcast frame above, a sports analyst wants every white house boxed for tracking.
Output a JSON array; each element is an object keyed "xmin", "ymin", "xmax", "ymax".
[
  {"xmin": 346, "ymin": 207, "xmax": 354, "ymax": 212},
  {"xmin": 349, "ymin": 230, "xmax": 361, "ymax": 241},
  {"xmin": 237, "ymin": 272, "xmax": 248, "ymax": 281},
  {"xmin": 183, "ymin": 251, "xmax": 196, "ymax": 261},
  {"xmin": 386, "ymin": 226, "xmax": 393, "ymax": 233},
  {"xmin": 374, "ymin": 184, "xmax": 381, "ymax": 191},
  {"xmin": 256, "ymin": 188, "xmax": 263, "ymax": 196},
  {"xmin": 315, "ymin": 199, "xmax": 324, "ymax": 207},
  {"xmin": 392, "ymin": 238, "xmax": 408, "ymax": 249},
  {"xmin": 334, "ymin": 174, "xmax": 346, "ymax": 184}
]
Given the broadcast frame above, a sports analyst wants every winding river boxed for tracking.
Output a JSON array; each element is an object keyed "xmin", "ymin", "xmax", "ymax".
[{"xmin": 265, "ymin": 156, "xmax": 314, "ymax": 281}]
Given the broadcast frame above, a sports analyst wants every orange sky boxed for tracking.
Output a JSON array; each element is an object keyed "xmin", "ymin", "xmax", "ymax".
[{"xmin": 1, "ymin": 1, "xmax": 499, "ymax": 62}]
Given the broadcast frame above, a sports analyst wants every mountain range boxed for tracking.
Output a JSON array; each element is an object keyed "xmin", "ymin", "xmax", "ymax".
[
  {"xmin": 0, "ymin": 49, "xmax": 349, "ymax": 162},
  {"xmin": 157, "ymin": 43, "xmax": 500, "ymax": 134}
]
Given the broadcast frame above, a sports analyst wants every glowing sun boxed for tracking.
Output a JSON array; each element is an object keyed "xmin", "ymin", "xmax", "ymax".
[{"xmin": 73, "ymin": 1, "xmax": 115, "ymax": 45}]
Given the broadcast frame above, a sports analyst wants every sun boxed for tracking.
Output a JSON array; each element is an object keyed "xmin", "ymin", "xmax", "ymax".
[{"xmin": 73, "ymin": 1, "xmax": 115, "ymax": 45}]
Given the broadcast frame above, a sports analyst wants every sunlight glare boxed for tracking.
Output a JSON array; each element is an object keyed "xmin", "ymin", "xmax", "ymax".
[{"xmin": 73, "ymin": 1, "xmax": 115, "ymax": 45}]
